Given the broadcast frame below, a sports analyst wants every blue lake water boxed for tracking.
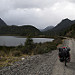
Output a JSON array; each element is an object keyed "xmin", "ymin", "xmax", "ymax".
[{"xmin": 0, "ymin": 36, "xmax": 54, "ymax": 46}]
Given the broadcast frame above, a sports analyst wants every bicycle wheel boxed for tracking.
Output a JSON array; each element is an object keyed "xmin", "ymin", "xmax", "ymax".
[{"xmin": 65, "ymin": 58, "xmax": 67, "ymax": 66}]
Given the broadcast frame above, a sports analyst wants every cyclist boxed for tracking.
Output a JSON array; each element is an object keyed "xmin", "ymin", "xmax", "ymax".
[{"xmin": 58, "ymin": 47, "xmax": 70, "ymax": 62}]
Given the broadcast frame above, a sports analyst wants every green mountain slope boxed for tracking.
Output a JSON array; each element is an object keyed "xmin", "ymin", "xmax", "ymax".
[
  {"xmin": 44, "ymin": 18, "xmax": 75, "ymax": 36},
  {"xmin": 66, "ymin": 24, "xmax": 75, "ymax": 38},
  {"xmin": 0, "ymin": 18, "xmax": 41, "ymax": 36},
  {"xmin": 0, "ymin": 25, "xmax": 41, "ymax": 36}
]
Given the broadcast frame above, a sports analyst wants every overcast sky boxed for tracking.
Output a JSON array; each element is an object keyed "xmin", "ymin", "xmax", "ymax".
[{"xmin": 0, "ymin": 0, "xmax": 75, "ymax": 29}]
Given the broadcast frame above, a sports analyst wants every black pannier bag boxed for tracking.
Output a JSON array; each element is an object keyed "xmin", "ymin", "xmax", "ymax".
[
  {"xmin": 59, "ymin": 57, "xmax": 64, "ymax": 62},
  {"xmin": 58, "ymin": 48, "xmax": 64, "ymax": 62},
  {"xmin": 58, "ymin": 47, "xmax": 70, "ymax": 62}
]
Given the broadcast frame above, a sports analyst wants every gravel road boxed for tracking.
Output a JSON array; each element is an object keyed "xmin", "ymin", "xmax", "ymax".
[
  {"xmin": 0, "ymin": 38, "xmax": 75, "ymax": 75},
  {"xmin": 51, "ymin": 38, "xmax": 75, "ymax": 75}
]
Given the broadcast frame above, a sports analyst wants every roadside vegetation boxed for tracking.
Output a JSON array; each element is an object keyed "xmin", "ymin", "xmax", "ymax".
[
  {"xmin": 0, "ymin": 37, "xmax": 63, "ymax": 67},
  {"xmin": 65, "ymin": 24, "xmax": 75, "ymax": 38}
]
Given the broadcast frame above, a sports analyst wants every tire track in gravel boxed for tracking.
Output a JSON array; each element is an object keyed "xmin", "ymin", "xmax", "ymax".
[{"xmin": 51, "ymin": 38, "xmax": 75, "ymax": 75}]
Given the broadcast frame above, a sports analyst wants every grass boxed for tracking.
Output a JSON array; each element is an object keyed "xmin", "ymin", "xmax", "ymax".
[
  {"xmin": 0, "ymin": 57, "xmax": 18, "ymax": 67},
  {"xmin": 0, "ymin": 54, "xmax": 29, "ymax": 67}
]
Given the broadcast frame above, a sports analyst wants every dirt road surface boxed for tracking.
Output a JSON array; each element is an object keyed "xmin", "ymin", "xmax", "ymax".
[
  {"xmin": 51, "ymin": 38, "xmax": 75, "ymax": 75},
  {"xmin": 0, "ymin": 38, "xmax": 75, "ymax": 75}
]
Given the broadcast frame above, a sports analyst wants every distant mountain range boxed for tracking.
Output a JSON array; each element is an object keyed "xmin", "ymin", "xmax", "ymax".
[
  {"xmin": 44, "ymin": 18, "xmax": 75, "ymax": 36},
  {"xmin": 0, "ymin": 18, "xmax": 41, "ymax": 36},
  {"xmin": 0, "ymin": 18, "xmax": 75, "ymax": 37},
  {"xmin": 40, "ymin": 26, "xmax": 54, "ymax": 32},
  {"xmin": 51, "ymin": 18, "xmax": 75, "ymax": 32}
]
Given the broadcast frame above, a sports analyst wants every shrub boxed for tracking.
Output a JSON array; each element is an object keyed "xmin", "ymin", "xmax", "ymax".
[
  {"xmin": 0, "ymin": 51, "xmax": 6, "ymax": 57},
  {"xmin": 11, "ymin": 51, "xmax": 22, "ymax": 57},
  {"xmin": 22, "ymin": 38, "xmax": 34, "ymax": 55},
  {"xmin": 33, "ymin": 42, "xmax": 57, "ymax": 54}
]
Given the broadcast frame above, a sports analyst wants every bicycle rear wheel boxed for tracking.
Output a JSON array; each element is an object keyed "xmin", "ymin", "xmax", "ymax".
[{"xmin": 65, "ymin": 58, "xmax": 67, "ymax": 66}]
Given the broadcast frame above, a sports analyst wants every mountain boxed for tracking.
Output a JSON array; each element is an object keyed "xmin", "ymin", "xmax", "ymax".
[
  {"xmin": 45, "ymin": 18, "xmax": 75, "ymax": 36},
  {"xmin": 0, "ymin": 18, "xmax": 41, "ymax": 36},
  {"xmin": 0, "ymin": 18, "xmax": 7, "ymax": 27},
  {"xmin": 40, "ymin": 26, "xmax": 54, "ymax": 32},
  {"xmin": 51, "ymin": 18, "xmax": 75, "ymax": 31},
  {"xmin": 0, "ymin": 25, "xmax": 41, "ymax": 36}
]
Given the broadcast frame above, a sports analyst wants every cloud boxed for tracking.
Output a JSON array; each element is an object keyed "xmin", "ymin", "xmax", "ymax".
[
  {"xmin": 12, "ymin": 0, "xmax": 57, "ymax": 9},
  {"xmin": 0, "ymin": 0, "xmax": 13, "ymax": 13},
  {"xmin": 51, "ymin": 1, "xmax": 75, "ymax": 19},
  {"xmin": 0, "ymin": 0, "xmax": 75, "ymax": 28},
  {"xmin": 69, "ymin": 0, "xmax": 75, "ymax": 2}
]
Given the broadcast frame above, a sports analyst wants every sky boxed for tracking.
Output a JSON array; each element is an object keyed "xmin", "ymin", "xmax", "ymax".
[{"xmin": 0, "ymin": 0, "xmax": 75, "ymax": 29}]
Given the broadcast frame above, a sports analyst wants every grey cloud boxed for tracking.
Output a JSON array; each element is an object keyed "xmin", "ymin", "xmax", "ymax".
[
  {"xmin": 13, "ymin": 0, "xmax": 74, "ymax": 9},
  {"xmin": 3, "ymin": 8, "xmax": 61, "ymax": 28},
  {"xmin": 0, "ymin": 0, "xmax": 75, "ymax": 28},
  {"xmin": 69, "ymin": 0, "xmax": 75, "ymax": 2},
  {"xmin": 0, "ymin": 0, "xmax": 13, "ymax": 17},
  {"xmin": 12, "ymin": 0, "xmax": 58, "ymax": 9}
]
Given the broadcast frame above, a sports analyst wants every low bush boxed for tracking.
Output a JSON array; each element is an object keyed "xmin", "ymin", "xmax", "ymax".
[
  {"xmin": 33, "ymin": 37, "xmax": 62, "ymax": 54},
  {"xmin": 22, "ymin": 38, "xmax": 34, "ymax": 55},
  {"xmin": 11, "ymin": 51, "xmax": 22, "ymax": 57}
]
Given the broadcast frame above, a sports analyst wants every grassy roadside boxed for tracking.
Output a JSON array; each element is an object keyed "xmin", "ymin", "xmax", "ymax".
[{"xmin": 0, "ymin": 37, "xmax": 63, "ymax": 68}]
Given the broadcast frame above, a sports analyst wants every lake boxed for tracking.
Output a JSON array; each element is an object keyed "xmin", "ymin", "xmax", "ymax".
[{"xmin": 0, "ymin": 36, "xmax": 54, "ymax": 46}]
